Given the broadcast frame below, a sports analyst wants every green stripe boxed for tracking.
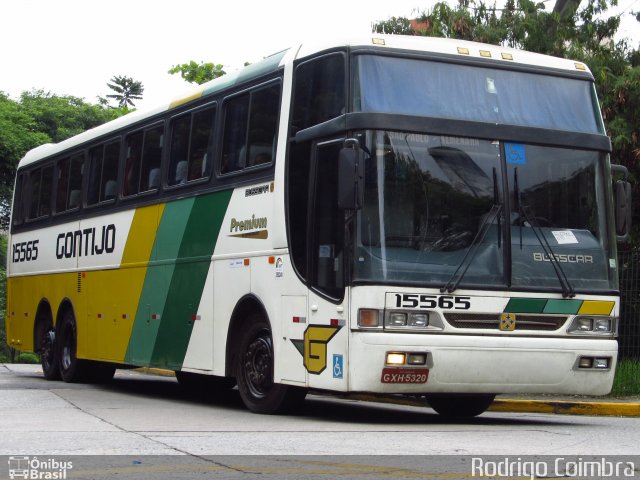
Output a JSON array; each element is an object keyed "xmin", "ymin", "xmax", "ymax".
[
  {"xmin": 504, "ymin": 297, "xmax": 584, "ymax": 314},
  {"xmin": 125, "ymin": 198, "xmax": 194, "ymax": 364},
  {"xmin": 150, "ymin": 191, "xmax": 232, "ymax": 368},
  {"xmin": 543, "ymin": 299, "xmax": 582, "ymax": 314},
  {"xmin": 503, "ymin": 298, "xmax": 547, "ymax": 313}
]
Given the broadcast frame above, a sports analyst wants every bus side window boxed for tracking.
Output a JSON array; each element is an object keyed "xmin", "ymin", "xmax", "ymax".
[
  {"xmin": 140, "ymin": 125, "xmax": 163, "ymax": 192},
  {"xmin": 28, "ymin": 165, "xmax": 53, "ymax": 219},
  {"xmin": 292, "ymin": 53, "xmax": 346, "ymax": 132},
  {"xmin": 168, "ymin": 106, "xmax": 215, "ymax": 187},
  {"xmin": 12, "ymin": 173, "xmax": 26, "ymax": 226},
  {"xmin": 221, "ymin": 94, "xmax": 250, "ymax": 174},
  {"xmin": 88, "ymin": 140, "xmax": 120, "ymax": 205},
  {"xmin": 56, "ymin": 153, "xmax": 83, "ymax": 213},
  {"xmin": 247, "ymin": 84, "xmax": 279, "ymax": 168},
  {"xmin": 221, "ymin": 82, "xmax": 280, "ymax": 175}
]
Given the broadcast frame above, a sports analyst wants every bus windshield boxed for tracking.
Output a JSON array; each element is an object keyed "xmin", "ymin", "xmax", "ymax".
[
  {"xmin": 353, "ymin": 55, "xmax": 604, "ymax": 134},
  {"xmin": 353, "ymin": 131, "xmax": 618, "ymax": 292}
]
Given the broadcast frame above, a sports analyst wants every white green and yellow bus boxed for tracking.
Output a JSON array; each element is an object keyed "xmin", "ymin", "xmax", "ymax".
[{"xmin": 6, "ymin": 35, "xmax": 631, "ymax": 417}]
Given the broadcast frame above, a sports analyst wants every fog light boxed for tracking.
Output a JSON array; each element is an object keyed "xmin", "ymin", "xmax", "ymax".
[
  {"xmin": 359, "ymin": 309, "xmax": 381, "ymax": 327},
  {"xmin": 409, "ymin": 313, "xmax": 429, "ymax": 327},
  {"xmin": 407, "ymin": 353, "xmax": 427, "ymax": 365},
  {"xmin": 594, "ymin": 318, "xmax": 612, "ymax": 332},
  {"xmin": 579, "ymin": 357, "xmax": 593, "ymax": 368},
  {"xmin": 577, "ymin": 318, "xmax": 594, "ymax": 331},
  {"xmin": 593, "ymin": 358, "xmax": 610, "ymax": 369},
  {"xmin": 388, "ymin": 312, "xmax": 408, "ymax": 327},
  {"xmin": 386, "ymin": 352, "xmax": 406, "ymax": 365}
]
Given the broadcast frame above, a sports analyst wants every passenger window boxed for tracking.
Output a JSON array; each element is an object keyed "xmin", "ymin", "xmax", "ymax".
[
  {"xmin": 88, "ymin": 140, "xmax": 120, "ymax": 205},
  {"xmin": 221, "ymin": 82, "xmax": 280, "ymax": 175},
  {"xmin": 12, "ymin": 173, "xmax": 26, "ymax": 226},
  {"xmin": 28, "ymin": 165, "xmax": 53, "ymax": 220},
  {"xmin": 56, "ymin": 153, "xmax": 84, "ymax": 213},
  {"xmin": 292, "ymin": 53, "xmax": 346, "ymax": 132},
  {"xmin": 168, "ymin": 105, "xmax": 215, "ymax": 186},
  {"xmin": 124, "ymin": 125, "xmax": 163, "ymax": 196}
]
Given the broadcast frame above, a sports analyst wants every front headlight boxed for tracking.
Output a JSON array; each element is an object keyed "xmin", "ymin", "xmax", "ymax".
[{"xmin": 568, "ymin": 316, "xmax": 616, "ymax": 336}]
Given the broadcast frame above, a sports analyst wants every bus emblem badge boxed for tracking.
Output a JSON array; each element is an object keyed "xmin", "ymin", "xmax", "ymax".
[{"xmin": 500, "ymin": 313, "xmax": 516, "ymax": 331}]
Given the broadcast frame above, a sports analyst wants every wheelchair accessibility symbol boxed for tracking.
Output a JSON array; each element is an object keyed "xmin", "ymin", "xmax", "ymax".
[{"xmin": 333, "ymin": 354, "xmax": 343, "ymax": 379}]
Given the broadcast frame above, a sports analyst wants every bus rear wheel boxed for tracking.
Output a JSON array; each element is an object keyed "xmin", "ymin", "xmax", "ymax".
[
  {"xmin": 235, "ymin": 317, "xmax": 306, "ymax": 414},
  {"xmin": 40, "ymin": 327, "xmax": 61, "ymax": 381},
  {"xmin": 58, "ymin": 310, "xmax": 89, "ymax": 383},
  {"xmin": 425, "ymin": 393, "xmax": 496, "ymax": 418}
]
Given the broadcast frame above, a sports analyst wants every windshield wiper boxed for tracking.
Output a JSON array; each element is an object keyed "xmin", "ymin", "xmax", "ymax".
[
  {"xmin": 513, "ymin": 168, "xmax": 575, "ymax": 298},
  {"xmin": 441, "ymin": 168, "xmax": 502, "ymax": 294}
]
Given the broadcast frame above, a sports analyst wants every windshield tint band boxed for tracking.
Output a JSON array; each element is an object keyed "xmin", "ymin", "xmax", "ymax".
[{"xmin": 346, "ymin": 113, "xmax": 612, "ymax": 152}]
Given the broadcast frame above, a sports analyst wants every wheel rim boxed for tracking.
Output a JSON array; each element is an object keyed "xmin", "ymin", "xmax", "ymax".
[
  {"xmin": 242, "ymin": 332, "xmax": 274, "ymax": 399},
  {"xmin": 60, "ymin": 325, "xmax": 74, "ymax": 372},
  {"xmin": 41, "ymin": 330, "xmax": 55, "ymax": 370}
]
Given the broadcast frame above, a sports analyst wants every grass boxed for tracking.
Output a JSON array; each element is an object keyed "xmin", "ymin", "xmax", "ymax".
[{"xmin": 611, "ymin": 359, "xmax": 640, "ymax": 396}]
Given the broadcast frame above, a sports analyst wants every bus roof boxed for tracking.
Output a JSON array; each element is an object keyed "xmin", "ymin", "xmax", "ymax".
[{"xmin": 18, "ymin": 34, "xmax": 591, "ymax": 169}]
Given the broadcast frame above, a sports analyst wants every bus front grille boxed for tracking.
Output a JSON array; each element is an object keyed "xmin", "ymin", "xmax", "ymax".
[{"xmin": 443, "ymin": 313, "xmax": 568, "ymax": 331}]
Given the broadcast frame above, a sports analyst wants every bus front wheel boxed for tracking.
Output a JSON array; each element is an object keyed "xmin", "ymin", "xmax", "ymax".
[
  {"xmin": 425, "ymin": 393, "xmax": 496, "ymax": 418},
  {"xmin": 235, "ymin": 317, "xmax": 306, "ymax": 414}
]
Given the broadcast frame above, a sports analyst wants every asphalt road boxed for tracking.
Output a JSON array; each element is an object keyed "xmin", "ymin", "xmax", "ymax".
[{"xmin": 1, "ymin": 364, "xmax": 639, "ymax": 479}]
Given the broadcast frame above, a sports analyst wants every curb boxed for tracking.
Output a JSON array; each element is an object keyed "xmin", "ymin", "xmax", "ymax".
[
  {"xmin": 489, "ymin": 398, "xmax": 640, "ymax": 417},
  {"xmin": 347, "ymin": 393, "xmax": 640, "ymax": 417},
  {"xmin": 134, "ymin": 367, "xmax": 175, "ymax": 377}
]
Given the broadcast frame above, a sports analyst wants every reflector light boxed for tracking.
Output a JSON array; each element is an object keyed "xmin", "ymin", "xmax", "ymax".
[{"xmin": 359, "ymin": 309, "xmax": 380, "ymax": 327}]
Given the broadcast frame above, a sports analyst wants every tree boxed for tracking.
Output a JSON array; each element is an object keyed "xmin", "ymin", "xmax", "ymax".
[
  {"xmin": 0, "ymin": 91, "xmax": 127, "ymax": 228},
  {"xmin": 106, "ymin": 75, "xmax": 144, "ymax": 108},
  {"xmin": 168, "ymin": 61, "xmax": 226, "ymax": 85}
]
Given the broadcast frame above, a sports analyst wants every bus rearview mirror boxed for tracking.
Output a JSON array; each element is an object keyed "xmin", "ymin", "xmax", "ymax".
[{"xmin": 337, "ymin": 143, "xmax": 364, "ymax": 210}]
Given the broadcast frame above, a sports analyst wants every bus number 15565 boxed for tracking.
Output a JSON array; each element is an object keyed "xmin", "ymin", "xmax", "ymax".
[{"xmin": 394, "ymin": 293, "xmax": 471, "ymax": 310}]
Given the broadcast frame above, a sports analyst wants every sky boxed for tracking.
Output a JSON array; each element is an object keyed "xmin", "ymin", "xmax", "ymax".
[{"xmin": 1, "ymin": 0, "xmax": 638, "ymax": 110}]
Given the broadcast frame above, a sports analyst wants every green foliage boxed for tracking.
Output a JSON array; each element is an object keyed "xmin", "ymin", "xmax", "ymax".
[
  {"xmin": 0, "ymin": 233, "xmax": 10, "ymax": 363},
  {"xmin": 0, "ymin": 91, "xmax": 128, "ymax": 228},
  {"xmin": 106, "ymin": 75, "xmax": 144, "ymax": 108},
  {"xmin": 168, "ymin": 61, "xmax": 226, "ymax": 85},
  {"xmin": 15, "ymin": 352, "xmax": 39, "ymax": 364},
  {"xmin": 611, "ymin": 359, "xmax": 640, "ymax": 395}
]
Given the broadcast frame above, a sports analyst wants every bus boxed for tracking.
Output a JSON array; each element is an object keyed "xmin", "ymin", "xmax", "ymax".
[{"xmin": 6, "ymin": 34, "xmax": 631, "ymax": 417}]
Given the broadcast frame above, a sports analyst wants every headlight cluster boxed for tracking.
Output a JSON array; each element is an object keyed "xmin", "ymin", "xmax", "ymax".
[
  {"xmin": 357, "ymin": 309, "xmax": 444, "ymax": 331},
  {"xmin": 567, "ymin": 316, "xmax": 616, "ymax": 336}
]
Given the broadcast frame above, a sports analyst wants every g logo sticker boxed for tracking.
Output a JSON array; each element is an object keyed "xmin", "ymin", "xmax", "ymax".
[{"xmin": 291, "ymin": 325, "xmax": 341, "ymax": 374}]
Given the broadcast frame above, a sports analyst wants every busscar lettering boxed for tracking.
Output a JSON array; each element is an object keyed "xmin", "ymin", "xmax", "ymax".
[
  {"xmin": 56, "ymin": 224, "xmax": 116, "ymax": 259},
  {"xmin": 532, "ymin": 252, "xmax": 593, "ymax": 264}
]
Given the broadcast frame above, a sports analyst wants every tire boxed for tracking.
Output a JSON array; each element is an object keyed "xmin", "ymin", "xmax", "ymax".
[
  {"xmin": 235, "ymin": 316, "xmax": 306, "ymax": 414},
  {"xmin": 40, "ymin": 326, "xmax": 61, "ymax": 381},
  {"xmin": 425, "ymin": 393, "xmax": 496, "ymax": 418},
  {"xmin": 57, "ymin": 309, "xmax": 89, "ymax": 383},
  {"xmin": 176, "ymin": 370, "xmax": 236, "ymax": 395}
]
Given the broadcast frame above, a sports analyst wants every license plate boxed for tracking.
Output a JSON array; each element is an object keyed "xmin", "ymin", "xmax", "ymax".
[{"xmin": 381, "ymin": 368, "xmax": 429, "ymax": 384}]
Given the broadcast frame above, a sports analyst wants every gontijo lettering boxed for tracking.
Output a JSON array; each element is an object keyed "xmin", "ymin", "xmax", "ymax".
[{"xmin": 56, "ymin": 224, "xmax": 116, "ymax": 259}]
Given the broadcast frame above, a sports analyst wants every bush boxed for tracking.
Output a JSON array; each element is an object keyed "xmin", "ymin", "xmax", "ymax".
[{"xmin": 14, "ymin": 352, "xmax": 40, "ymax": 364}]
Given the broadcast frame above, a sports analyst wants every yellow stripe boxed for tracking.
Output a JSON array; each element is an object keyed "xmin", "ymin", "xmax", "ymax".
[
  {"xmin": 169, "ymin": 89, "xmax": 203, "ymax": 109},
  {"xmin": 578, "ymin": 300, "xmax": 615, "ymax": 315},
  {"xmin": 79, "ymin": 204, "xmax": 164, "ymax": 361}
]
